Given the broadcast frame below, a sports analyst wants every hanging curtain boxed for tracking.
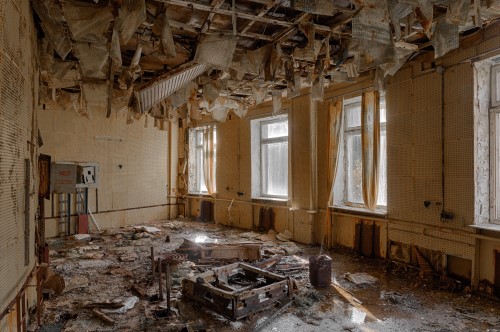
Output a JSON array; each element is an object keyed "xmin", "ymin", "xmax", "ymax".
[
  {"xmin": 203, "ymin": 125, "xmax": 216, "ymax": 195},
  {"xmin": 361, "ymin": 90, "xmax": 380, "ymax": 209},
  {"xmin": 324, "ymin": 99, "xmax": 343, "ymax": 248}
]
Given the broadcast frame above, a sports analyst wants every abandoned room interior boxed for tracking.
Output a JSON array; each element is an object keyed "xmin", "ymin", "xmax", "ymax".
[{"xmin": 3, "ymin": 0, "xmax": 500, "ymax": 331}]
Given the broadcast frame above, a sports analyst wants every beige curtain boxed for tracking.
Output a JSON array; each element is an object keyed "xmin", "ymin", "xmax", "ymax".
[
  {"xmin": 203, "ymin": 125, "xmax": 216, "ymax": 196},
  {"xmin": 361, "ymin": 91, "xmax": 380, "ymax": 209},
  {"xmin": 324, "ymin": 99, "xmax": 343, "ymax": 248}
]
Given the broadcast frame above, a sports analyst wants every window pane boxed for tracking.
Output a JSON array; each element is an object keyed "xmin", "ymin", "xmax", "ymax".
[
  {"xmin": 377, "ymin": 131, "xmax": 387, "ymax": 206},
  {"xmin": 496, "ymin": 113, "xmax": 500, "ymax": 218},
  {"xmin": 347, "ymin": 134, "xmax": 363, "ymax": 204},
  {"xmin": 196, "ymin": 131, "xmax": 204, "ymax": 146},
  {"xmin": 346, "ymin": 104, "xmax": 361, "ymax": 128},
  {"xmin": 261, "ymin": 120, "xmax": 288, "ymax": 139},
  {"xmin": 262, "ymin": 141, "xmax": 288, "ymax": 196},
  {"xmin": 380, "ymin": 98, "xmax": 386, "ymax": 123},
  {"xmin": 196, "ymin": 147, "xmax": 207, "ymax": 193},
  {"xmin": 495, "ymin": 70, "xmax": 500, "ymax": 103}
]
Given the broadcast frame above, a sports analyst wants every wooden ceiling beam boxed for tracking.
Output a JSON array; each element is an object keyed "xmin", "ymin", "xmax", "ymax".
[
  {"xmin": 200, "ymin": 0, "xmax": 225, "ymax": 34},
  {"xmin": 159, "ymin": 0, "xmax": 350, "ymax": 34},
  {"xmin": 241, "ymin": 0, "xmax": 281, "ymax": 34},
  {"xmin": 160, "ymin": 0, "xmax": 292, "ymax": 26},
  {"xmin": 169, "ymin": 19, "xmax": 274, "ymax": 42}
]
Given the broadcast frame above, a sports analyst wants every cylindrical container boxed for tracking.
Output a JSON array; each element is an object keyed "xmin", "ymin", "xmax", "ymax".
[{"xmin": 309, "ymin": 255, "xmax": 332, "ymax": 287}]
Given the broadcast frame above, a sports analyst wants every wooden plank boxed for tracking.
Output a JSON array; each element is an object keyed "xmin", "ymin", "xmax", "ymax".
[{"xmin": 331, "ymin": 280, "xmax": 378, "ymax": 322}]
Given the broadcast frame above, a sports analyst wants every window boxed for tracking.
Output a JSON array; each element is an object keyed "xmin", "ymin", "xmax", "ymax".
[
  {"xmin": 341, "ymin": 96, "xmax": 386, "ymax": 208},
  {"xmin": 492, "ymin": 64, "xmax": 500, "ymax": 108},
  {"xmin": 188, "ymin": 126, "xmax": 216, "ymax": 194},
  {"xmin": 490, "ymin": 64, "xmax": 500, "ymax": 224},
  {"xmin": 251, "ymin": 115, "xmax": 289, "ymax": 199}
]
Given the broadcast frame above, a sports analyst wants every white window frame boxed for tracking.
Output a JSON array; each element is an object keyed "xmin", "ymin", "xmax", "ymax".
[
  {"xmin": 343, "ymin": 99, "xmax": 363, "ymax": 207},
  {"xmin": 341, "ymin": 96, "xmax": 387, "ymax": 209},
  {"xmin": 492, "ymin": 64, "xmax": 500, "ymax": 108},
  {"xmin": 251, "ymin": 114, "xmax": 289, "ymax": 200},
  {"xmin": 188, "ymin": 126, "xmax": 216, "ymax": 195},
  {"xmin": 490, "ymin": 106, "xmax": 500, "ymax": 224}
]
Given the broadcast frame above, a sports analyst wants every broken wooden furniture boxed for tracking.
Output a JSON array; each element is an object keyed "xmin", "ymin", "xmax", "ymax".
[
  {"xmin": 182, "ymin": 262, "xmax": 294, "ymax": 320},
  {"xmin": 176, "ymin": 238, "xmax": 261, "ymax": 264},
  {"xmin": 150, "ymin": 248, "xmax": 186, "ymax": 314}
]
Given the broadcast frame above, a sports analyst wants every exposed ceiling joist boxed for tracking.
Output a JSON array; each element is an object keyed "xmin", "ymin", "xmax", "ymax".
[
  {"xmin": 158, "ymin": 0, "xmax": 351, "ymax": 35},
  {"xmin": 200, "ymin": 0, "xmax": 225, "ymax": 33},
  {"xmin": 169, "ymin": 18, "xmax": 274, "ymax": 41},
  {"xmin": 241, "ymin": 0, "xmax": 281, "ymax": 34}
]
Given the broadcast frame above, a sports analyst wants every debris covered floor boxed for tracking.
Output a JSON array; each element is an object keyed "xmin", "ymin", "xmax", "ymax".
[{"xmin": 39, "ymin": 219, "xmax": 500, "ymax": 332}]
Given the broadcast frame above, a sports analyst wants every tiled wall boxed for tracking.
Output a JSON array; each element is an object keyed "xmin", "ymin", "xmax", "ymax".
[{"xmin": 38, "ymin": 106, "xmax": 170, "ymax": 237}]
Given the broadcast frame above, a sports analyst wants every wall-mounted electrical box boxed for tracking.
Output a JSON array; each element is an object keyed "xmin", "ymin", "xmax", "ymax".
[{"xmin": 50, "ymin": 162, "xmax": 99, "ymax": 193}]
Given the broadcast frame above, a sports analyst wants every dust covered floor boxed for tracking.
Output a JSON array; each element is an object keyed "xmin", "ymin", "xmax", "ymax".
[{"xmin": 37, "ymin": 218, "xmax": 500, "ymax": 332}]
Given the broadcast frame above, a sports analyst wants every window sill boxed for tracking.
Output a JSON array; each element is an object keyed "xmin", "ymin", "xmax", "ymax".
[
  {"xmin": 251, "ymin": 197, "xmax": 288, "ymax": 205},
  {"xmin": 187, "ymin": 193, "xmax": 214, "ymax": 199},
  {"xmin": 469, "ymin": 223, "xmax": 500, "ymax": 232},
  {"xmin": 331, "ymin": 205, "xmax": 387, "ymax": 218}
]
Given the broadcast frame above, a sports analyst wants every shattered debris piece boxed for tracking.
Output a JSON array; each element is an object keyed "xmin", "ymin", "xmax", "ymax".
[
  {"xmin": 101, "ymin": 296, "xmax": 139, "ymax": 314},
  {"xmin": 81, "ymin": 252, "xmax": 104, "ymax": 259},
  {"xmin": 133, "ymin": 225, "xmax": 161, "ymax": 234},
  {"xmin": 108, "ymin": 267, "xmax": 134, "ymax": 278},
  {"xmin": 92, "ymin": 308, "xmax": 115, "ymax": 325},
  {"xmin": 277, "ymin": 255, "xmax": 310, "ymax": 274},
  {"xmin": 239, "ymin": 231, "xmax": 260, "ymax": 239},
  {"xmin": 78, "ymin": 260, "xmax": 111, "ymax": 269},
  {"xmin": 118, "ymin": 251, "xmax": 138, "ymax": 262},
  {"xmin": 345, "ymin": 272, "xmax": 378, "ymax": 285},
  {"xmin": 257, "ymin": 231, "xmax": 276, "ymax": 242},
  {"xmin": 176, "ymin": 238, "xmax": 261, "ymax": 263},
  {"xmin": 72, "ymin": 234, "xmax": 92, "ymax": 242},
  {"xmin": 42, "ymin": 268, "xmax": 66, "ymax": 296},
  {"xmin": 182, "ymin": 262, "xmax": 294, "ymax": 320},
  {"xmin": 276, "ymin": 230, "xmax": 293, "ymax": 242}
]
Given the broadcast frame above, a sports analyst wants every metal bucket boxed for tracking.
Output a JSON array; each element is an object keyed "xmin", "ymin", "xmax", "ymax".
[{"xmin": 309, "ymin": 255, "xmax": 332, "ymax": 287}]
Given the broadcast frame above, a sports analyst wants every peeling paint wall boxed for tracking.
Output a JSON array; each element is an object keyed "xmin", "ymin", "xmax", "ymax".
[
  {"xmin": 38, "ymin": 107, "xmax": 170, "ymax": 237},
  {"xmin": 0, "ymin": 0, "xmax": 38, "ymax": 323}
]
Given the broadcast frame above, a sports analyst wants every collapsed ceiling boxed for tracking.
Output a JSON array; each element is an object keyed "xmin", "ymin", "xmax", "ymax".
[{"xmin": 33, "ymin": 0, "xmax": 500, "ymax": 123}]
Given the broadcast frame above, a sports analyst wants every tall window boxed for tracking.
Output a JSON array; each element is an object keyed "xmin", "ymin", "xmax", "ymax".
[
  {"xmin": 343, "ymin": 97, "xmax": 387, "ymax": 207},
  {"xmin": 251, "ymin": 115, "xmax": 289, "ymax": 199},
  {"xmin": 490, "ymin": 64, "xmax": 500, "ymax": 223},
  {"xmin": 188, "ymin": 126, "xmax": 216, "ymax": 194}
]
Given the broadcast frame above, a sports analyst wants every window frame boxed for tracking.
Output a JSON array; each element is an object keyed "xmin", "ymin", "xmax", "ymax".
[
  {"xmin": 188, "ymin": 125, "xmax": 216, "ymax": 195},
  {"xmin": 492, "ymin": 64, "xmax": 500, "ymax": 108},
  {"xmin": 343, "ymin": 100, "xmax": 364, "ymax": 207},
  {"xmin": 259, "ymin": 117, "xmax": 289, "ymax": 199},
  {"xmin": 251, "ymin": 114, "xmax": 289, "ymax": 200},
  {"xmin": 341, "ymin": 96, "xmax": 387, "ymax": 209},
  {"xmin": 490, "ymin": 106, "xmax": 500, "ymax": 224}
]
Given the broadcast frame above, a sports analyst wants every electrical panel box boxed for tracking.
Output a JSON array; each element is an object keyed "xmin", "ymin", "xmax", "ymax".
[
  {"xmin": 50, "ymin": 162, "xmax": 99, "ymax": 193},
  {"xmin": 80, "ymin": 166, "xmax": 96, "ymax": 185},
  {"xmin": 50, "ymin": 163, "xmax": 78, "ymax": 193}
]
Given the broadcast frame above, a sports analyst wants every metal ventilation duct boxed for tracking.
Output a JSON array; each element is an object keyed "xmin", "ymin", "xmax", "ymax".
[{"xmin": 135, "ymin": 62, "xmax": 210, "ymax": 113}]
